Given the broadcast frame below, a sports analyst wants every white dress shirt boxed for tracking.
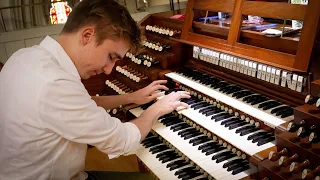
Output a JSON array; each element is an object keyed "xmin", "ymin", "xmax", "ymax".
[{"xmin": 0, "ymin": 36, "xmax": 141, "ymax": 180}]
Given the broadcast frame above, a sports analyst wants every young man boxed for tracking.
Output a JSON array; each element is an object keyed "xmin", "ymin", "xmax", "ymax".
[{"xmin": 0, "ymin": 0, "xmax": 190, "ymax": 179}]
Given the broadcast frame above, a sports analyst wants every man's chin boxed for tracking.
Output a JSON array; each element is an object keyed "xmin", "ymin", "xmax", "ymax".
[{"xmin": 81, "ymin": 74, "xmax": 92, "ymax": 80}]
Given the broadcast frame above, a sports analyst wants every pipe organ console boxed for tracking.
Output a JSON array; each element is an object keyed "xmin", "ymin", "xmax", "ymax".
[{"xmin": 81, "ymin": 0, "xmax": 320, "ymax": 179}]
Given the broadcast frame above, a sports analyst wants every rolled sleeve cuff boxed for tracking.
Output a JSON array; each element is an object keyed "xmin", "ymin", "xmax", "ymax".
[{"xmin": 108, "ymin": 122, "xmax": 141, "ymax": 159}]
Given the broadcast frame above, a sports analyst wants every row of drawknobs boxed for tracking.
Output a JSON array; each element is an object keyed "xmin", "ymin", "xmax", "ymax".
[
  {"xmin": 126, "ymin": 52, "xmax": 160, "ymax": 67},
  {"xmin": 287, "ymin": 120, "xmax": 319, "ymax": 144},
  {"xmin": 145, "ymin": 25, "xmax": 181, "ymax": 37},
  {"xmin": 115, "ymin": 65, "xmax": 148, "ymax": 83}
]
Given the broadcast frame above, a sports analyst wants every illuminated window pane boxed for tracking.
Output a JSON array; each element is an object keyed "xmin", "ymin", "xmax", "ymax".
[{"xmin": 50, "ymin": 1, "xmax": 72, "ymax": 24}]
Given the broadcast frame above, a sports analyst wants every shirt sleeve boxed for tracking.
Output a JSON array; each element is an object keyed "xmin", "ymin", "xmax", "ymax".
[{"xmin": 37, "ymin": 78, "xmax": 141, "ymax": 158}]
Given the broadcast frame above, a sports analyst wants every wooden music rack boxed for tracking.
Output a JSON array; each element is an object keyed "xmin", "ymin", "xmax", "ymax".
[{"xmin": 178, "ymin": 0, "xmax": 320, "ymax": 73}]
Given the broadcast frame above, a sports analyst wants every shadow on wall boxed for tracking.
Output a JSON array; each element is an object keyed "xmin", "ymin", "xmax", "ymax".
[{"xmin": 0, "ymin": 62, "xmax": 3, "ymax": 71}]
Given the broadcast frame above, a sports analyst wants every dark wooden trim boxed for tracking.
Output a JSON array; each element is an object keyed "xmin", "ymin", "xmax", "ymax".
[
  {"xmin": 181, "ymin": 0, "xmax": 194, "ymax": 39},
  {"xmin": 294, "ymin": 0, "xmax": 320, "ymax": 71},
  {"xmin": 193, "ymin": 0, "xmax": 236, "ymax": 13},
  {"xmin": 227, "ymin": 0, "xmax": 245, "ymax": 46}
]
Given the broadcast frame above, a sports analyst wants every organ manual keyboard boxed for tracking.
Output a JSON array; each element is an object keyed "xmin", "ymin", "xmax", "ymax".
[{"xmin": 81, "ymin": 0, "xmax": 320, "ymax": 179}]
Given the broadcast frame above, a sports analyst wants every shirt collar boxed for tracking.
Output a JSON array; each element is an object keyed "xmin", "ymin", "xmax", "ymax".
[{"xmin": 40, "ymin": 36, "xmax": 81, "ymax": 80}]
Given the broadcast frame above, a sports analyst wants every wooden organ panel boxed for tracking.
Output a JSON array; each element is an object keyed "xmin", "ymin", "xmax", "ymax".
[{"xmin": 83, "ymin": 0, "xmax": 320, "ymax": 179}]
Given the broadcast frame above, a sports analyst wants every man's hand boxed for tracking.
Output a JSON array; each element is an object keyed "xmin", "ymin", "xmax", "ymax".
[
  {"xmin": 130, "ymin": 80, "xmax": 169, "ymax": 105},
  {"xmin": 151, "ymin": 91, "xmax": 191, "ymax": 116}
]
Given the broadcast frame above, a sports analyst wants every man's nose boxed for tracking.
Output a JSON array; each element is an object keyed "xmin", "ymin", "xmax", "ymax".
[{"xmin": 103, "ymin": 64, "xmax": 114, "ymax": 75}]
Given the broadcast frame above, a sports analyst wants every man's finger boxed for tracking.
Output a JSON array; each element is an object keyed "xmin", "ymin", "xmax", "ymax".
[
  {"xmin": 174, "ymin": 91, "xmax": 191, "ymax": 99},
  {"xmin": 149, "ymin": 92, "xmax": 164, "ymax": 101},
  {"xmin": 152, "ymin": 80, "xmax": 167, "ymax": 86},
  {"xmin": 178, "ymin": 93, "xmax": 191, "ymax": 100},
  {"xmin": 173, "ymin": 101, "xmax": 190, "ymax": 109},
  {"xmin": 152, "ymin": 85, "xmax": 169, "ymax": 92}
]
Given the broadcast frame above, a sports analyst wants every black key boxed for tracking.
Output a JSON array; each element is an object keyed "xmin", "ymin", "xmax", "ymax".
[
  {"xmin": 221, "ymin": 117, "xmax": 240, "ymax": 126},
  {"xmin": 258, "ymin": 101, "xmax": 281, "ymax": 109},
  {"xmin": 211, "ymin": 113, "xmax": 232, "ymax": 121},
  {"xmin": 275, "ymin": 107, "xmax": 292, "ymax": 116},
  {"xmin": 145, "ymin": 133, "xmax": 153, "ymax": 138},
  {"xmin": 216, "ymin": 153, "xmax": 237, "ymax": 163},
  {"xmin": 150, "ymin": 145, "xmax": 169, "ymax": 154},
  {"xmin": 164, "ymin": 119, "xmax": 183, "ymax": 127},
  {"xmin": 170, "ymin": 123, "xmax": 189, "ymax": 131},
  {"xmin": 235, "ymin": 125, "xmax": 255, "ymax": 134},
  {"xmin": 201, "ymin": 143, "xmax": 221, "ymax": 153},
  {"xmin": 192, "ymin": 137, "xmax": 211, "ymax": 146},
  {"xmin": 183, "ymin": 132, "xmax": 203, "ymax": 140},
  {"xmin": 232, "ymin": 165, "xmax": 250, "ymax": 175},
  {"xmin": 142, "ymin": 139, "xmax": 163, "ymax": 148},
  {"xmin": 156, "ymin": 150, "xmax": 175, "ymax": 158},
  {"xmin": 262, "ymin": 101, "xmax": 282, "ymax": 110},
  {"xmin": 205, "ymin": 147, "xmax": 225, "ymax": 155},
  {"xmin": 257, "ymin": 136, "xmax": 275, "ymax": 146},
  {"xmin": 167, "ymin": 160, "xmax": 189, "ymax": 170},
  {"xmin": 191, "ymin": 101, "xmax": 207, "ymax": 108},
  {"xmin": 275, "ymin": 107, "xmax": 292, "ymax": 117},
  {"xmin": 199, "ymin": 106, "xmax": 215, "ymax": 114},
  {"xmin": 198, "ymin": 142, "xmax": 219, "ymax": 151},
  {"xmin": 250, "ymin": 97, "xmax": 268, "ymax": 105},
  {"xmin": 183, "ymin": 99, "xmax": 198, "ymax": 105},
  {"xmin": 239, "ymin": 127, "xmax": 259, "ymax": 136},
  {"xmin": 178, "ymin": 128, "xmax": 198, "ymax": 136},
  {"xmin": 174, "ymin": 167, "xmax": 195, "ymax": 176},
  {"xmin": 246, "ymin": 95, "xmax": 263, "ymax": 104},
  {"xmin": 227, "ymin": 161, "xmax": 248, "ymax": 172},
  {"xmin": 219, "ymin": 85, "xmax": 235, "ymax": 93},
  {"xmin": 188, "ymin": 101, "xmax": 203, "ymax": 107},
  {"xmin": 181, "ymin": 172, "xmax": 202, "ymax": 180},
  {"xmin": 271, "ymin": 106, "xmax": 290, "ymax": 114},
  {"xmin": 205, "ymin": 109, "xmax": 223, "ymax": 116},
  {"xmin": 226, "ymin": 86, "xmax": 243, "ymax": 94},
  {"xmin": 189, "ymin": 136, "xmax": 208, "ymax": 144},
  {"xmin": 247, "ymin": 132, "xmax": 268, "ymax": 140},
  {"xmin": 193, "ymin": 103, "xmax": 210, "ymax": 110},
  {"xmin": 243, "ymin": 94, "xmax": 259, "ymax": 102},
  {"xmin": 159, "ymin": 114, "xmax": 175, "ymax": 120},
  {"xmin": 223, "ymin": 158, "xmax": 245, "ymax": 168},
  {"xmin": 252, "ymin": 134, "xmax": 272, "ymax": 143},
  {"xmin": 212, "ymin": 151, "xmax": 232, "ymax": 160},
  {"xmin": 179, "ymin": 170, "xmax": 200, "ymax": 179},
  {"xmin": 280, "ymin": 109, "xmax": 293, "ymax": 118},
  {"xmin": 161, "ymin": 155, "xmax": 180, "ymax": 163},
  {"xmin": 144, "ymin": 141, "xmax": 162, "ymax": 148},
  {"xmin": 228, "ymin": 121, "xmax": 248, "ymax": 130},
  {"xmin": 235, "ymin": 91, "xmax": 254, "ymax": 99},
  {"xmin": 161, "ymin": 117, "xmax": 180, "ymax": 124},
  {"xmin": 142, "ymin": 137, "xmax": 158, "ymax": 144}
]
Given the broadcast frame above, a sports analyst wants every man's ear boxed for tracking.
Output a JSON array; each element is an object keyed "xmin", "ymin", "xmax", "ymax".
[{"xmin": 80, "ymin": 27, "xmax": 95, "ymax": 46}]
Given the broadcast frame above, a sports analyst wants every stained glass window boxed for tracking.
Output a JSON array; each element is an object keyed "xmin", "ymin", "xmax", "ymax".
[{"xmin": 50, "ymin": 0, "xmax": 72, "ymax": 24}]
